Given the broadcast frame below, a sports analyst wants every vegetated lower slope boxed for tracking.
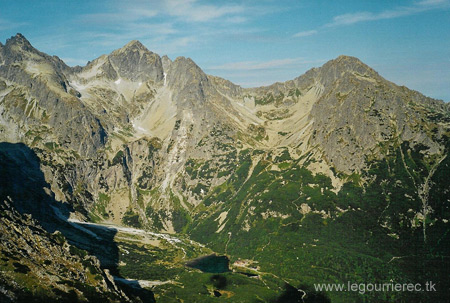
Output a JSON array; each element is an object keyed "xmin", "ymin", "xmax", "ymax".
[
  {"xmin": 188, "ymin": 57, "xmax": 450, "ymax": 301},
  {"xmin": 0, "ymin": 33, "xmax": 449, "ymax": 301}
]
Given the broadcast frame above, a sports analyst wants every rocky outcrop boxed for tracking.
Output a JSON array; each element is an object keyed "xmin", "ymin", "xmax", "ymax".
[
  {"xmin": 0, "ymin": 34, "xmax": 107, "ymax": 157},
  {"xmin": 307, "ymin": 56, "xmax": 448, "ymax": 173},
  {"xmin": 0, "ymin": 197, "xmax": 130, "ymax": 303},
  {"xmin": 108, "ymin": 40, "xmax": 164, "ymax": 83},
  {"xmin": 166, "ymin": 56, "xmax": 211, "ymax": 107}
]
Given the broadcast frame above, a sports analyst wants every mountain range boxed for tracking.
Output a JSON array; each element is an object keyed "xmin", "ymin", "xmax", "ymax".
[{"xmin": 0, "ymin": 33, "xmax": 449, "ymax": 302}]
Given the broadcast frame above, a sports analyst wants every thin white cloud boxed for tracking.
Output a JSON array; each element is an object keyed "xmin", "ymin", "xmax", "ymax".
[
  {"xmin": 85, "ymin": 0, "xmax": 258, "ymax": 24},
  {"xmin": 80, "ymin": 8, "xmax": 158, "ymax": 24},
  {"xmin": 163, "ymin": 0, "xmax": 245, "ymax": 22},
  {"xmin": 0, "ymin": 18, "xmax": 27, "ymax": 31},
  {"xmin": 148, "ymin": 36, "xmax": 198, "ymax": 55},
  {"xmin": 207, "ymin": 58, "xmax": 322, "ymax": 71},
  {"xmin": 326, "ymin": 0, "xmax": 450, "ymax": 27},
  {"xmin": 224, "ymin": 16, "xmax": 248, "ymax": 24},
  {"xmin": 292, "ymin": 0, "xmax": 449, "ymax": 38},
  {"xmin": 417, "ymin": 0, "xmax": 447, "ymax": 6},
  {"xmin": 328, "ymin": 9, "xmax": 413, "ymax": 27},
  {"xmin": 122, "ymin": 22, "xmax": 177, "ymax": 36},
  {"xmin": 293, "ymin": 30, "xmax": 317, "ymax": 38},
  {"xmin": 126, "ymin": 8, "xmax": 158, "ymax": 18},
  {"xmin": 74, "ymin": 22, "xmax": 177, "ymax": 46},
  {"xmin": 68, "ymin": 0, "xmax": 258, "ymax": 56}
]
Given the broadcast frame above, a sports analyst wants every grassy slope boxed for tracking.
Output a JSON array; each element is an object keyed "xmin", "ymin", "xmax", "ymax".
[{"xmin": 187, "ymin": 142, "xmax": 450, "ymax": 302}]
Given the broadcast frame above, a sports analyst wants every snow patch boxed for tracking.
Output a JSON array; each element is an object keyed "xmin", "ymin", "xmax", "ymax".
[
  {"xmin": 163, "ymin": 72, "xmax": 167, "ymax": 86},
  {"xmin": 114, "ymin": 277, "xmax": 177, "ymax": 288},
  {"xmin": 52, "ymin": 207, "xmax": 102, "ymax": 241},
  {"xmin": 114, "ymin": 78, "xmax": 122, "ymax": 85},
  {"xmin": 132, "ymin": 121, "xmax": 152, "ymax": 136},
  {"xmin": 68, "ymin": 80, "xmax": 92, "ymax": 100},
  {"xmin": 161, "ymin": 111, "xmax": 192, "ymax": 190},
  {"xmin": 77, "ymin": 57, "xmax": 105, "ymax": 79},
  {"xmin": 70, "ymin": 81, "xmax": 87, "ymax": 91},
  {"xmin": 67, "ymin": 219, "xmax": 184, "ymax": 245}
]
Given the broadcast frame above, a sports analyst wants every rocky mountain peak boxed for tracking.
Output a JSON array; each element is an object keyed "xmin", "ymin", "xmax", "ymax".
[
  {"xmin": 317, "ymin": 55, "xmax": 380, "ymax": 84},
  {"xmin": 167, "ymin": 56, "xmax": 210, "ymax": 106},
  {"xmin": 5, "ymin": 33, "xmax": 32, "ymax": 48},
  {"xmin": 118, "ymin": 39, "xmax": 148, "ymax": 53},
  {"xmin": 161, "ymin": 55, "xmax": 172, "ymax": 72},
  {"xmin": 2, "ymin": 33, "xmax": 39, "ymax": 62},
  {"xmin": 287, "ymin": 55, "xmax": 381, "ymax": 94},
  {"xmin": 169, "ymin": 56, "xmax": 206, "ymax": 81},
  {"xmin": 106, "ymin": 40, "xmax": 163, "ymax": 82},
  {"xmin": 334, "ymin": 54, "xmax": 364, "ymax": 64}
]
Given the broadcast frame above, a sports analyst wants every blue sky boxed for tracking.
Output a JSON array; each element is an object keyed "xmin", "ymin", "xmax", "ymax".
[{"xmin": 1, "ymin": 0, "xmax": 449, "ymax": 101}]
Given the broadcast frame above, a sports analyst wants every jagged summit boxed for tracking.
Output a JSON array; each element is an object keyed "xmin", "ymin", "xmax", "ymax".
[
  {"xmin": 105, "ymin": 40, "xmax": 163, "ymax": 82},
  {"xmin": 170, "ymin": 56, "xmax": 204, "ymax": 76},
  {"xmin": 4, "ymin": 33, "xmax": 40, "ymax": 58},
  {"xmin": 5, "ymin": 33, "xmax": 31, "ymax": 46},
  {"xmin": 124, "ymin": 39, "xmax": 145, "ymax": 48},
  {"xmin": 115, "ymin": 39, "xmax": 151, "ymax": 55},
  {"xmin": 161, "ymin": 55, "xmax": 172, "ymax": 71},
  {"xmin": 71, "ymin": 39, "xmax": 164, "ymax": 83},
  {"xmin": 327, "ymin": 54, "xmax": 378, "ymax": 75},
  {"xmin": 334, "ymin": 54, "xmax": 365, "ymax": 63},
  {"xmin": 0, "ymin": 35, "xmax": 381, "ymax": 91},
  {"xmin": 166, "ymin": 55, "xmax": 210, "ymax": 105},
  {"xmin": 307, "ymin": 54, "xmax": 381, "ymax": 88}
]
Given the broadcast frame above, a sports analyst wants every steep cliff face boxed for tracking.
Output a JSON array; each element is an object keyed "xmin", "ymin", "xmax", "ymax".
[
  {"xmin": 108, "ymin": 40, "xmax": 164, "ymax": 83},
  {"xmin": 307, "ymin": 55, "xmax": 448, "ymax": 173},
  {"xmin": 0, "ymin": 34, "xmax": 106, "ymax": 157}
]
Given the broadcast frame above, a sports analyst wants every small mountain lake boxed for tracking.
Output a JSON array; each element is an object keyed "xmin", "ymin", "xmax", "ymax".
[{"xmin": 186, "ymin": 254, "xmax": 230, "ymax": 273}]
